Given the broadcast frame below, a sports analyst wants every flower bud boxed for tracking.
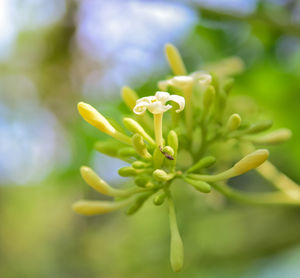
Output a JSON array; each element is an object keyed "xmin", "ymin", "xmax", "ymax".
[
  {"xmin": 118, "ymin": 166, "xmax": 139, "ymax": 177},
  {"xmin": 233, "ymin": 149, "xmax": 269, "ymax": 175},
  {"xmin": 80, "ymin": 166, "xmax": 113, "ymax": 195},
  {"xmin": 132, "ymin": 133, "xmax": 152, "ymax": 159},
  {"xmin": 187, "ymin": 156, "xmax": 216, "ymax": 173},
  {"xmin": 226, "ymin": 113, "xmax": 241, "ymax": 132},
  {"xmin": 153, "ymin": 169, "xmax": 175, "ymax": 182},
  {"xmin": 251, "ymin": 128, "xmax": 292, "ymax": 145},
  {"xmin": 168, "ymin": 130, "xmax": 178, "ymax": 153},
  {"xmin": 78, "ymin": 102, "xmax": 115, "ymax": 134},
  {"xmin": 165, "ymin": 43, "xmax": 187, "ymax": 76},
  {"xmin": 121, "ymin": 86, "xmax": 138, "ymax": 110},
  {"xmin": 134, "ymin": 175, "xmax": 151, "ymax": 187},
  {"xmin": 202, "ymin": 86, "xmax": 215, "ymax": 108},
  {"xmin": 126, "ymin": 192, "xmax": 152, "ymax": 215},
  {"xmin": 246, "ymin": 120, "xmax": 273, "ymax": 134},
  {"xmin": 118, "ymin": 147, "xmax": 137, "ymax": 157},
  {"xmin": 132, "ymin": 161, "xmax": 148, "ymax": 169},
  {"xmin": 153, "ymin": 192, "xmax": 167, "ymax": 205},
  {"xmin": 72, "ymin": 200, "xmax": 127, "ymax": 216},
  {"xmin": 94, "ymin": 141, "xmax": 124, "ymax": 158},
  {"xmin": 123, "ymin": 117, "xmax": 155, "ymax": 146},
  {"xmin": 184, "ymin": 177, "xmax": 211, "ymax": 193}
]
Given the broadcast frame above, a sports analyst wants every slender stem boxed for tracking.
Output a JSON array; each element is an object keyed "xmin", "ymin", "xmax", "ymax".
[
  {"xmin": 256, "ymin": 160, "xmax": 300, "ymax": 201},
  {"xmin": 211, "ymin": 182, "xmax": 300, "ymax": 207},
  {"xmin": 184, "ymin": 86, "xmax": 193, "ymax": 139},
  {"xmin": 168, "ymin": 194, "xmax": 184, "ymax": 272},
  {"xmin": 154, "ymin": 113, "xmax": 163, "ymax": 146}
]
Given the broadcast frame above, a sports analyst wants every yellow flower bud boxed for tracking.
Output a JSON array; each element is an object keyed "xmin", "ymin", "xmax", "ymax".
[
  {"xmin": 72, "ymin": 200, "xmax": 128, "ymax": 216},
  {"xmin": 153, "ymin": 169, "xmax": 175, "ymax": 182},
  {"xmin": 80, "ymin": 166, "xmax": 112, "ymax": 195},
  {"xmin": 121, "ymin": 86, "xmax": 138, "ymax": 110},
  {"xmin": 226, "ymin": 113, "xmax": 241, "ymax": 132},
  {"xmin": 78, "ymin": 102, "xmax": 115, "ymax": 134},
  {"xmin": 233, "ymin": 149, "xmax": 269, "ymax": 175},
  {"xmin": 251, "ymin": 128, "xmax": 292, "ymax": 145},
  {"xmin": 123, "ymin": 117, "xmax": 155, "ymax": 146},
  {"xmin": 164, "ymin": 43, "xmax": 187, "ymax": 76}
]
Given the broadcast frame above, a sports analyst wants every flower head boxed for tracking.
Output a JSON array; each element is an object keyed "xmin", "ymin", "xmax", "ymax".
[{"xmin": 133, "ymin": 91, "xmax": 185, "ymax": 115}]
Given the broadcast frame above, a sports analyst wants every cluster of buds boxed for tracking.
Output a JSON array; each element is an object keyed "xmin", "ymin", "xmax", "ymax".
[{"xmin": 73, "ymin": 44, "xmax": 300, "ymax": 272}]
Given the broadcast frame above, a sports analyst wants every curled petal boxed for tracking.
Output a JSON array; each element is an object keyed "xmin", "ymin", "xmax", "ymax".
[
  {"xmin": 168, "ymin": 94, "xmax": 185, "ymax": 113},
  {"xmin": 133, "ymin": 101, "xmax": 149, "ymax": 115},
  {"xmin": 190, "ymin": 71, "xmax": 212, "ymax": 85},
  {"xmin": 172, "ymin": 76, "xmax": 194, "ymax": 87}
]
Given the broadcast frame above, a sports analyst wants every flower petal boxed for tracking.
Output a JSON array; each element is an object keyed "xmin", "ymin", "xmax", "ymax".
[
  {"xmin": 190, "ymin": 71, "xmax": 212, "ymax": 85},
  {"xmin": 155, "ymin": 91, "xmax": 170, "ymax": 104},
  {"xmin": 167, "ymin": 94, "xmax": 185, "ymax": 113},
  {"xmin": 148, "ymin": 101, "xmax": 172, "ymax": 114},
  {"xmin": 133, "ymin": 101, "xmax": 149, "ymax": 115}
]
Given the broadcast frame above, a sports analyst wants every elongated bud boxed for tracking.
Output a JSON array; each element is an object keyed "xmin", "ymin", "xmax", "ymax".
[
  {"xmin": 118, "ymin": 147, "xmax": 137, "ymax": 157},
  {"xmin": 118, "ymin": 166, "xmax": 139, "ymax": 177},
  {"xmin": 223, "ymin": 78, "xmax": 234, "ymax": 93},
  {"xmin": 121, "ymin": 86, "xmax": 138, "ymax": 110},
  {"xmin": 126, "ymin": 192, "xmax": 152, "ymax": 215},
  {"xmin": 132, "ymin": 133, "xmax": 152, "ymax": 159},
  {"xmin": 78, "ymin": 102, "xmax": 132, "ymax": 144},
  {"xmin": 165, "ymin": 43, "xmax": 187, "ymax": 76},
  {"xmin": 78, "ymin": 102, "xmax": 115, "ymax": 134},
  {"xmin": 202, "ymin": 86, "xmax": 215, "ymax": 108},
  {"xmin": 250, "ymin": 128, "xmax": 292, "ymax": 145},
  {"xmin": 184, "ymin": 177, "xmax": 211, "ymax": 193},
  {"xmin": 246, "ymin": 120, "xmax": 273, "ymax": 134},
  {"xmin": 80, "ymin": 166, "xmax": 113, "ymax": 196},
  {"xmin": 123, "ymin": 117, "xmax": 155, "ymax": 146},
  {"xmin": 153, "ymin": 192, "xmax": 167, "ymax": 205},
  {"xmin": 226, "ymin": 113, "xmax": 241, "ymax": 132},
  {"xmin": 153, "ymin": 169, "xmax": 175, "ymax": 182},
  {"xmin": 187, "ymin": 156, "xmax": 216, "ymax": 173},
  {"xmin": 188, "ymin": 149, "xmax": 269, "ymax": 182},
  {"xmin": 168, "ymin": 197, "xmax": 184, "ymax": 272},
  {"xmin": 134, "ymin": 175, "xmax": 151, "ymax": 188},
  {"xmin": 94, "ymin": 141, "xmax": 125, "ymax": 158},
  {"xmin": 132, "ymin": 161, "xmax": 148, "ymax": 169},
  {"xmin": 168, "ymin": 130, "xmax": 178, "ymax": 152},
  {"xmin": 233, "ymin": 149, "xmax": 269, "ymax": 175},
  {"xmin": 72, "ymin": 200, "xmax": 128, "ymax": 216}
]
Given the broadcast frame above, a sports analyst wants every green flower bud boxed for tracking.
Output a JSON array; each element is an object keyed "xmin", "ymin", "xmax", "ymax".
[
  {"xmin": 233, "ymin": 149, "xmax": 269, "ymax": 175},
  {"xmin": 132, "ymin": 133, "xmax": 152, "ymax": 160},
  {"xmin": 168, "ymin": 130, "xmax": 178, "ymax": 161},
  {"xmin": 153, "ymin": 169, "xmax": 175, "ymax": 182},
  {"xmin": 118, "ymin": 166, "xmax": 139, "ymax": 177},
  {"xmin": 123, "ymin": 117, "xmax": 155, "ymax": 146},
  {"xmin": 250, "ymin": 128, "xmax": 292, "ymax": 145},
  {"xmin": 134, "ymin": 175, "xmax": 151, "ymax": 188},
  {"xmin": 246, "ymin": 120, "xmax": 273, "ymax": 134},
  {"xmin": 132, "ymin": 161, "xmax": 148, "ymax": 169},
  {"xmin": 226, "ymin": 113, "xmax": 241, "ymax": 132},
  {"xmin": 187, "ymin": 156, "xmax": 216, "ymax": 173},
  {"xmin": 202, "ymin": 85, "xmax": 215, "ymax": 108},
  {"xmin": 153, "ymin": 192, "xmax": 167, "ymax": 206},
  {"xmin": 223, "ymin": 78, "xmax": 234, "ymax": 93},
  {"xmin": 118, "ymin": 147, "xmax": 137, "ymax": 157},
  {"xmin": 94, "ymin": 141, "xmax": 123, "ymax": 158},
  {"xmin": 184, "ymin": 177, "xmax": 211, "ymax": 193},
  {"xmin": 126, "ymin": 192, "xmax": 153, "ymax": 215}
]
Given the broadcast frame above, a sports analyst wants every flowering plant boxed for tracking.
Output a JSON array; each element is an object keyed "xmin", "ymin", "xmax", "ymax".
[{"xmin": 73, "ymin": 44, "xmax": 300, "ymax": 272}]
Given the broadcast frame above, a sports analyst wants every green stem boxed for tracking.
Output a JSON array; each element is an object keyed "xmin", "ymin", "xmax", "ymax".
[
  {"xmin": 168, "ymin": 194, "xmax": 184, "ymax": 272},
  {"xmin": 211, "ymin": 182, "xmax": 300, "ymax": 206}
]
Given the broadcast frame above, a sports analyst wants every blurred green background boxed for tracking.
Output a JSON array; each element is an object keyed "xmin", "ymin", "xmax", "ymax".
[{"xmin": 1, "ymin": 0, "xmax": 300, "ymax": 277}]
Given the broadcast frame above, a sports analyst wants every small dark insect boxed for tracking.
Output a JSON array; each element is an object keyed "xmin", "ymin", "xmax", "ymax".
[{"xmin": 159, "ymin": 146, "xmax": 174, "ymax": 160}]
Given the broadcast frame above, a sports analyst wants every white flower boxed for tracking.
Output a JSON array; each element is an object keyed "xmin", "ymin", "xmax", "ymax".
[
  {"xmin": 158, "ymin": 76, "xmax": 193, "ymax": 91},
  {"xmin": 190, "ymin": 71, "xmax": 212, "ymax": 86},
  {"xmin": 133, "ymin": 91, "xmax": 185, "ymax": 115}
]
